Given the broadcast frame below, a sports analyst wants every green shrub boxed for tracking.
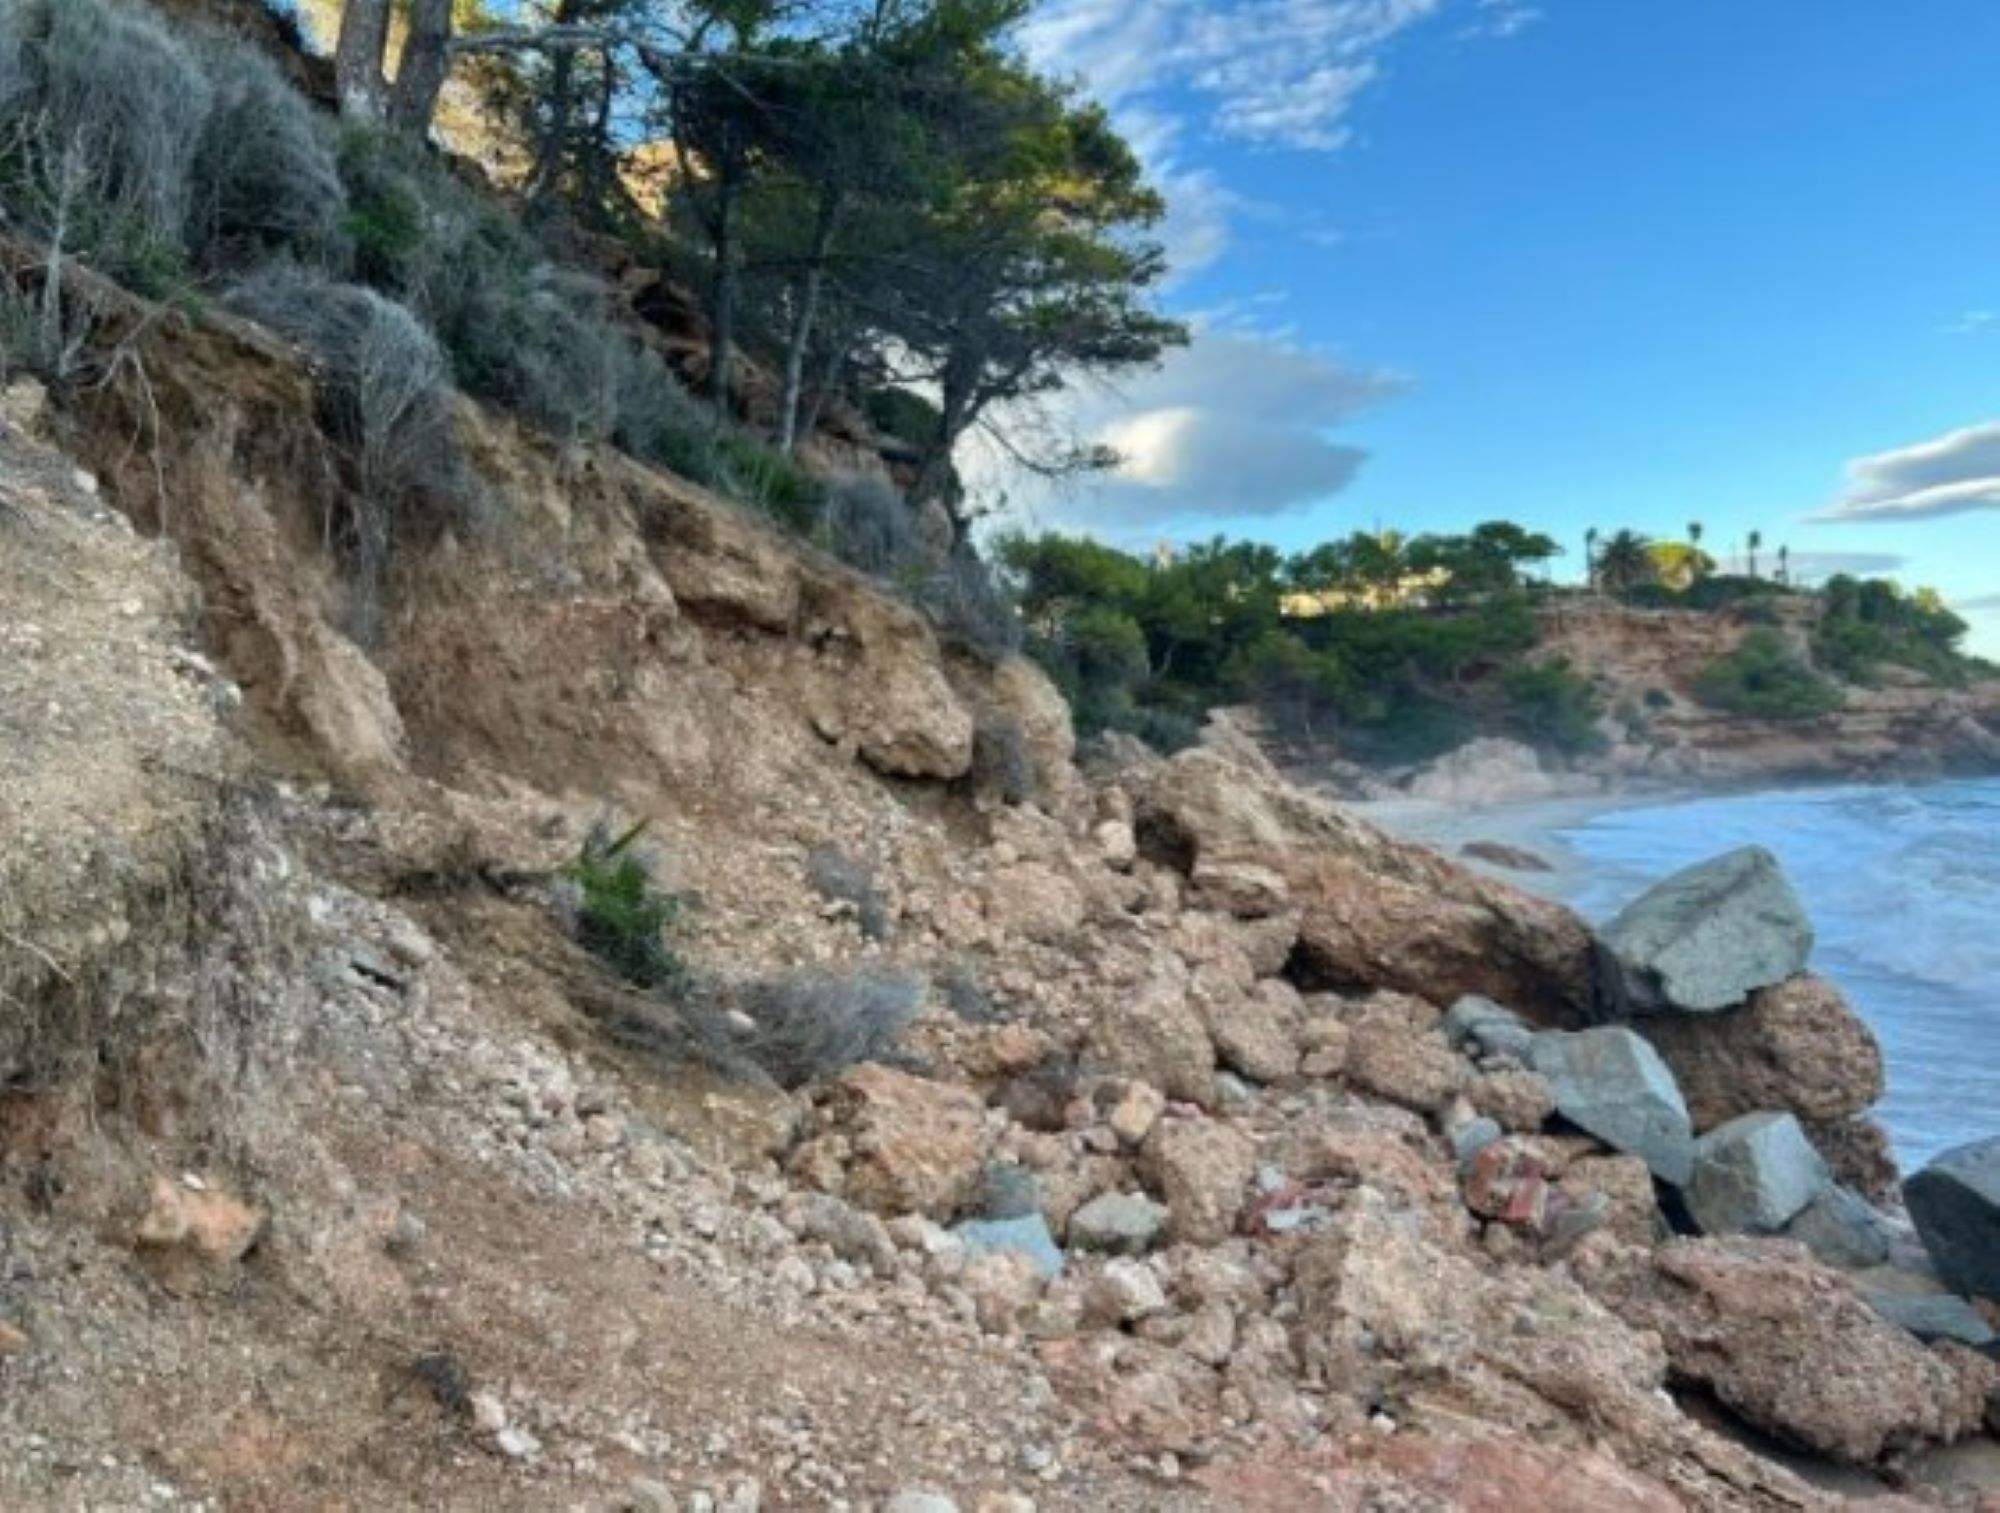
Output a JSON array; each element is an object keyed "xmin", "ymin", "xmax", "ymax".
[
  {"xmin": 566, "ymin": 820, "xmax": 688, "ymax": 993},
  {"xmin": 186, "ymin": 39, "xmax": 347, "ymax": 271},
  {"xmin": 225, "ymin": 263, "xmax": 474, "ymax": 629},
  {"xmin": 1693, "ymin": 630, "xmax": 1843, "ymax": 720},
  {"xmin": 862, "ymin": 385, "xmax": 940, "ymax": 451},
  {"xmin": 1501, "ymin": 658, "xmax": 1606, "ymax": 756}
]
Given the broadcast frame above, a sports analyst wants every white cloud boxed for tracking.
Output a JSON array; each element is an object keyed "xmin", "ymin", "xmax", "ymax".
[
  {"xmin": 1817, "ymin": 421, "xmax": 2000, "ymax": 523},
  {"xmin": 1019, "ymin": 0, "xmax": 1452, "ymax": 155},
  {"xmin": 1462, "ymin": 0, "xmax": 1543, "ymax": 39},
  {"xmin": 1948, "ymin": 311, "xmax": 1999, "ymax": 336},
  {"xmin": 970, "ymin": 328, "xmax": 1401, "ymax": 531},
  {"xmin": 1954, "ymin": 591, "xmax": 2000, "ymax": 611}
]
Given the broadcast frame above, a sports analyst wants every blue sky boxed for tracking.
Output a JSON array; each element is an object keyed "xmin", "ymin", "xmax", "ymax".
[{"xmin": 1003, "ymin": 0, "xmax": 2000, "ymax": 651}]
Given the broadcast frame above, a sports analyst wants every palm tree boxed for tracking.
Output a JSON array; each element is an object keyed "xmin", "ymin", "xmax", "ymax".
[
  {"xmin": 1777, "ymin": 543, "xmax": 1791, "ymax": 586},
  {"xmin": 1597, "ymin": 529, "xmax": 1653, "ymax": 597},
  {"xmin": 1584, "ymin": 527, "xmax": 1599, "ymax": 593},
  {"xmin": 1746, "ymin": 530, "xmax": 1763, "ymax": 580},
  {"xmin": 1688, "ymin": 521, "xmax": 1704, "ymax": 549}
]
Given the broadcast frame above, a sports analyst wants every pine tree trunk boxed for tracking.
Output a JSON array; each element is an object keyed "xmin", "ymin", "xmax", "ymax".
[
  {"xmin": 388, "ymin": 0, "xmax": 454, "ymax": 138},
  {"xmin": 708, "ymin": 165, "xmax": 741, "ymax": 420},
  {"xmin": 777, "ymin": 191, "xmax": 840, "ymax": 455},
  {"xmin": 335, "ymin": 0, "xmax": 394, "ymax": 119}
]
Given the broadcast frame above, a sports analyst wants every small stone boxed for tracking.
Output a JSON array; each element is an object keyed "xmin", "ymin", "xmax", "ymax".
[
  {"xmin": 0, "ymin": 1319, "xmax": 27, "ymax": 1355},
  {"xmin": 386, "ymin": 1209, "xmax": 427, "ymax": 1258},
  {"xmin": 1066, "ymin": 1192, "xmax": 1168, "ymax": 1255},
  {"xmin": 470, "ymin": 1392, "xmax": 508, "ymax": 1435},
  {"xmin": 1087, "ymin": 1258, "xmax": 1169, "ymax": 1324},
  {"xmin": 628, "ymin": 1477, "xmax": 677, "ymax": 1512},
  {"xmin": 1450, "ymin": 1116, "xmax": 1503, "ymax": 1170},
  {"xmin": 977, "ymin": 1162, "xmax": 1041, "ymax": 1220},
  {"xmin": 954, "ymin": 1215, "xmax": 1064, "ymax": 1280},
  {"xmin": 1441, "ymin": 995, "xmax": 1533, "ymax": 1062},
  {"xmin": 885, "ymin": 1492, "xmax": 959, "ymax": 1513}
]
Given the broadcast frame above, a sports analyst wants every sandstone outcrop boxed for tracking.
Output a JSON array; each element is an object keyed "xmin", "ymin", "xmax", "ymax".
[
  {"xmin": 1136, "ymin": 745, "xmax": 1596, "ymax": 1020},
  {"xmin": 1637, "ymin": 972, "xmax": 1885, "ymax": 1130},
  {"xmin": 1580, "ymin": 1236, "xmax": 1996, "ymax": 1464}
]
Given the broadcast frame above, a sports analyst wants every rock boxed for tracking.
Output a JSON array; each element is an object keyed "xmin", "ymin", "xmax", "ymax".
[
  {"xmin": 984, "ymin": 862, "xmax": 1086, "ymax": 946},
  {"xmin": 987, "ymin": 655, "xmax": 1077, "ymax": 802},
  {"xmin": 1784, "ymin": 1185, "xmax": 1895, "ymax": 1270},
  {"xmin": 1083, "ymin": 977, "xmax": 1215, "ymax": 1108},
  {"xmin": 780, "ymin": 1192, "xmax": 900, "ymax": 1272},
  {"xmin": 1580, "ymin": 1237, "xmax": 1995, "ymax": 1463},
  {"xmin": 1599, "ymin": 846, "xmax": 1813, "ymax": 1014},
  {"xmin": 1450, "ymin": 1116, "xmax": 1504, "ymax": 1169},
  {"xmin": 1467, "ymin": 1068, "xmax": 1554, "ymax": 1133},
  {"xmin": 1096, "ymin": 1078, "xmax": 1167, "ymax": 1147},
  {"xmin": 1557, "ymin": 1154, "xmax": 1661, "ymax": 1249},
  {"xmin": 1460, "ymin": 840, "xmax": 1555, "ymax": 874},
  {"xmin": 1136, "ymin": 747, "xmax": 1597, "ymax": 1019},
  {"xmin": 1441, "ymin": 995, "xmax": 1533, "ymax": 1062},
  {"xmin": 1904, "ymin": 1136, "xmax": 2000, "ymax": 1296},
  {"xmin": 1205, "ymin": 983, "xmax": 1300, "ymax": 1084},
  {"xmin": 1462, "ymin": 1138, "xmax": 1553, "ymax": 1228},
  {"xmin": 976, "ymin": 1162, "xmax": 1042, "ymax": 1220},
  {"xmin": 1807, "ymin": 1115, "xmax": 1901, "ymax": 1206},
  {"xmin": 821, "ymin": 1065, "xmax": 986, "ymax": 1220},
  {"xmin": 962, "ymin": 1250, "xmax": 1048, "ymax": 1333},
  {"xmin": 1142, "ymin": 1118, "xmax": 1255, "ymax": 1245},
  {"xmin": 884, "ymin": 1493, "xmax": 960, "ymax": 1513},
  {"xmin": 1297, "ymin": 1015, "xmax": 1351, "ymax": 1079},
  {"xmin": 134, "ymin": 1175, "xmax": 263, "ymax": 1266},
  {"xmin": 1865, "ymin": 1291, "xmax": 1998, "ymax": 1349},
  {"xmin": 1529, "ymin": 1027, "xmax": 1693, "ymax": 1184},
  {"xmin": 1087, "ymin": 1258, "xmax": 1169, "ymax": 1324},
  {"xmin": 1638, "ymin": 975, "xmax": 1884, "ymax": 1130},
  {"xmin": 954, "ymin": 1215, "xmax": 1064, "ymax": 1281},
  {"xmin": 1067, "ymin": 1193, "xmax": 1169, "ymax": 1255},
  {"xmin": 1907, "ymin": 1137, "xmax": 2000, "ymax": 1301},
  {"xmin": 627, "ymin": 1476, "xmax": 677, "ymax": 1512},
  {"xmin": 1346, "ymin": 1011, "xmax": 1466, "ymax": 1113},
  {"xmin": 1685, "ymin": 1112, "xmax": 1830, "ymax": 1235}
]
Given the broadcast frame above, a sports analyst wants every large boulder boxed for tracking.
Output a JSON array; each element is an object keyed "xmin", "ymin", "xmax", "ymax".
[
  {"xmin": 1136, "ymin": 748, "xmax": 1596, "ymax": 1021},
  {"xmin": 1599, "ymin": 847, "xmax": 1813, "ymax": 1014},
  {"xmin": 1905, "ymin": 1137, "xmax": 2000, "ymax": 1301},
  {"xmin": 1636, "ymin": 974, "xmax": 1883, "ymax": 1131},
  {"xmin": 1528, "ymin": 1027, "xmax": 1693, "ymax": 1184},
  {"xmin": 819, "ymin": 1065, "xmax": 987, "ymax": 1219},
  {"xmin": 1579, "ymin": 1237, "xmax": 1996, "ymax": 1464},
  {"xmin": 1684, "ymin": 1112, "xmax": 1830, "ymax": 1235}
]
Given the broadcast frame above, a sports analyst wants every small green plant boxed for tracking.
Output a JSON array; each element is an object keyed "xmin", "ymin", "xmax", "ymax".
[
  {"xmin": 567, "ymin": 820, "xmax": 687, "ymax": 992},
  {"xmin": 1501, "ymin": 658, "xmax": 1606, "ymax": 756},
  {"xmin": 1693, "ymin": 630, "xmax": 1843, "ymax": 720}
]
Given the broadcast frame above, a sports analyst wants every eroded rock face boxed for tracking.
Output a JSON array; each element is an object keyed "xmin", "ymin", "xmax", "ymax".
[
  {"xmin": 1135, "ymin": 747, "xmax": 1597, "ymax": 1021},
  {"xmin": 1637, "ymin": 974, "xmax": 1884, "ymax": 1131},
  {"xmin": 1579, "ymin": 1237, "xmax": 1996, "ymax": 1464},
  {"xmin": 1529, "ymin": 1027, "xmax": 1692, "ymax": 1184},
  {"xmin": 1599, "ymin": 846, "xmax": 1813, "ymax": 1014},
  {"xmin": 1905, "ymin": 1137, "xmax": 2000, "ymax": 1301}
]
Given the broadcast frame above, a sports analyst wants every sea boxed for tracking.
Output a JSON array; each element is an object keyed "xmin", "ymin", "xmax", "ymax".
[{"xmin": 1555, "ymin": 776, "xmax": 2000, "ymax": 1171}]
